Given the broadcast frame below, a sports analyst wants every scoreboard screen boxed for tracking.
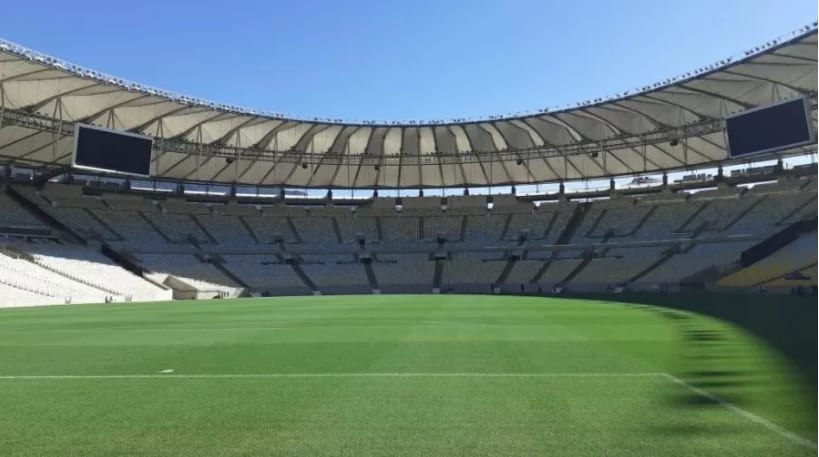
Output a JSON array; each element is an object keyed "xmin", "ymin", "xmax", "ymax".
[
  {"xmin": 725, "ymin": 97, "xmax": 814, "ymax": 158},
  {"xmin": 72, "ymin": 124, "xmax": 153, "ymax": 176}
]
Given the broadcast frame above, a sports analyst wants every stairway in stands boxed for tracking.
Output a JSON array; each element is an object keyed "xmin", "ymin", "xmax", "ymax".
[
  {"xmin": 190, "ymin": 215, "xmax": 218, "ymax": 243},
  {"xmin": 627, "ymin": 248, "xmax": 679, "ymax": 284},
  {"xmin": 138, "ymin": 212, "xmax": 172, "ymax": 242},
  {"xmin": 238, "ymin": 216, "xmax": 261, "ymax": 243},
  {"xmin": 361, "ymin": 258, "xmax": 380, "ymax": 292},
  {"xmin": 4, "ymin": 186, "xmax": 86, "ymax": 244},
  {"xmin": 84, "ymin": 208, "xmax": 125, "ymax": 241},
  {"xmin": 432, "ymin": 257, "xmax": 444, "ymax": 291},
  {"xmin": 209, "ymin": 256, "xmax": 251, "ymax": 290},
  {"xmin": 529, "ymin": 203, "xmax": 590, "ymax": 284},
  {"xmin": 289, "ymin": 260, "xmax": 317, "ymax": 293},
  {"xmin": 494, "ymin": 257, "xmax": 517, "ymax": 286},
  {"xmin": 560, "ymin": 253, "xmax": 594, "ymax": 285},
  {"xmin": 554, "ymin": 203, "xmax": 590, "ymax": 245}
]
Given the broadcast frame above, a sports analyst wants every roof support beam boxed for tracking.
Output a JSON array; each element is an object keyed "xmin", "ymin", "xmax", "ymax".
[
  {"xmin": 77, "ymin": 93, "xmax": 156, "ymax": 124},
  {"xmin": 564, "ymin": 155, "xmax": 584, "ymax": 178},
  {"xmin": 351, "ymin": 128, "xmax": 376, "ymax": 187},
  {"xmin": 129, "ymin": 105, "xmax": 193, "ymax": 135},
  {"xmin": 183, "ymin": 154, "xmax": 218, "ymax": 181},
  {"xmin": 720, "ymin": 69, "xmax": 816, "ymax": 95},
  {"xmin": 445, "ymin": 125, "xmax": 471, "ymax": 187},
  {"xmin": 488, "ymin": 122, "xmax": 535, "ymax": 183},
  {"xmin": 609, "ymin": 102, "xmax": 673, "ymax": 130},
  {"xmin": 0, "ymin": 67, "xmax": 54, "ymax": 84},
  {"xmin": 10, "ymin": 135, "xmax": 69, "ymax": 163},
  {"xmin": 638, "ymin": 94, "xmax": 714, "ymax": 120},
  {"xmin": 212, "ymin": 116, "xmax": 262, "ymax": 145},
  {"xmin": 770, "ymin": 51, "xmax": 817, "ymax": 63},
  {"xmin": 605, "ymin": 149, "xmax": 637, "ymax": 173},
  {"xmin": 0, "ymin": 130, "xmax": 43, "ymax": 152},
  {"xmin": 167, "ymin": 112, "xmax": 234, "ymax": 141},
  {"xmin": 540, "ymin": 156, "xmax": 561, "ymax": 181},
  {"xmin": 252, "ymin": 121, "xmax": 296, "ymax": 150},
  {"xmin": 675, "ymin": 84, "xmax": 754, "ymax": 109},
  {"xmin": 236, "ymin": 155, "xmax": 262, "ymax": 182},
  {"xmin": 163, "ymin": 153, "xmax": 195, "ymax": 177},
  {"xmin": 254, "ymin": 161, "xmax": 279, "ymax": 186},
  {"xmin": 24, "ymin": 82, "xmax": 101, "ymax": 112}
]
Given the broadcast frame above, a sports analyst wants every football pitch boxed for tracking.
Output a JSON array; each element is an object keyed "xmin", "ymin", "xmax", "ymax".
[{"xmin": 0, "ymin": 295, "xmax": 814, "ymax": 456}]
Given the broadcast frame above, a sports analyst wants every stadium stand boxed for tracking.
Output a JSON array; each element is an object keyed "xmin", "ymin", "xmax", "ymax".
[
  {"xmin": 221, "ymin": 255, "xmax": 310, "ymax": 295},
  {"xmin": 718, "ymin": 233, "xmax": 818, "ymax": 287},
  {"xmin": 0, "ymin": 25, "xmax": 813, "ymax": 307},
  {"xmin": 134, "ymin": 254, "xmax": 240, "ymax": 298},
  {"xmin": 371, "ymin": 254, "xmax": 435, "ymax": 293},
  {"xmin": 0, "ymin": 166, "xmax": 816, "ymax": 306},
  {"xmin": 299, "ymin": 254, "xmax": 369, "ymax": 293},
  {"xmin": 0, "ymin": 193, "xmax": 44, "ymax": 228}
]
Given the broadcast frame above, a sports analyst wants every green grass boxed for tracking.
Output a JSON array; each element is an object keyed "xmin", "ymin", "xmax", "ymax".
[{"xmin": 0, "ymin": 295, "xmax": 814, "ymax": 456}]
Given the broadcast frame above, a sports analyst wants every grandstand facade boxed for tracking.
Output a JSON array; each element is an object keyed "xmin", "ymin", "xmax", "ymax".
[{"xmin": 0, "ymin": 25, "xmax": 816, "ymax": 306}]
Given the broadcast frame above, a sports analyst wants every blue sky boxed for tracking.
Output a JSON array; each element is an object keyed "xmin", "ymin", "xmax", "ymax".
[{"xmin": 3, "ymin": 0, "xmax": 816, "ymax": 122}]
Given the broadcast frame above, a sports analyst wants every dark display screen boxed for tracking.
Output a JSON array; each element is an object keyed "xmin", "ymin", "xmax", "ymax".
[
  {"xmin": 73, "ymin": 124, "xmax": 153, "ymax": 176},
  {"xmin": 725, "ymin": 98, "xmax": 813, "ymax": 158}
]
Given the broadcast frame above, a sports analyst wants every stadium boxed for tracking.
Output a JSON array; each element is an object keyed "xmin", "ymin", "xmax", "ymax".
[{"xmin": 0, "ymin": 15, "xmax": 816, "ymax": 457}]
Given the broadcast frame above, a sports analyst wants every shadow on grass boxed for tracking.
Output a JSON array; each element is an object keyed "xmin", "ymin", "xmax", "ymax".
[
  {"xmin": 576, "ymin": 292, "xmax": 817, "ymax": 387},
  {"xmin": 572, "ymin": 292, "xmax": 817, "ymax": 445}
]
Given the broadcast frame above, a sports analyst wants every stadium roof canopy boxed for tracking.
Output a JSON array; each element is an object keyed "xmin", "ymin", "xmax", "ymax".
[{"xmin": 0, "ymin": 25, "xmax": 816, "ymax": 189}]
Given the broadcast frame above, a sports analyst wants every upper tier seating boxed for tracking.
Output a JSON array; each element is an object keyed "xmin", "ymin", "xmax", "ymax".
[
  {"xmin": 379, "ymin": 216, "xmax": 421, "ymax": 244},
  {"xmin": 196, "ymin": 214, "xmax": 258, "ymax": 246},
  {"xmin": 0, "ymin": 193, "xmax": 44, "ymax": 228},
  {"xmin": 462, "ymin": 214, "xmax": 508, "ymax": 244},
  {"xmin": 424, "ymin": 215, "xmax": 464, "ymax": 242},
  {"xmin": 243, "ymin": 215, "xmax": 299, "ymax": 243},
  {"xmin": 336, "ymin": 216, "xmax": 379, "ymax": 243}
]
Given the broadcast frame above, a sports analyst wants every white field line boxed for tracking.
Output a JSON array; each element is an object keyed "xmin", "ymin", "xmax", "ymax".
[
  {"xmin": 663, "ymin": 373, "xmax": 817, "ymax": 449},
  {"xmin": 0, "ymin": 372, "xmax": 665, "ymax": 380},
  {"xmin": 0, "ymin": 371, "xmax": 811, "ymax": 447},
  {"xmin": 3, "ymin": 324, "xmax": 508, "ymax": 332}
]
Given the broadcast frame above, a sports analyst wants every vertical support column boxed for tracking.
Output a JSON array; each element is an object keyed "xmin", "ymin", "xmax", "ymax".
[
  {"xmin": 272, "ymin": 135, "xmax": 279, "ymax": 185},
  {"xmin": 106, "ymin": 109, "xmax": 115, "ymax": 129},
  {"xmin": 196, "ymin": 125, "xmax": 203, "ymax": 182},
  {"xmin": 345, "ymin": 137, "xmax": 352, "ymax": 192},
  {"xmin": 234, "ymin": 130, "xmax": 241, "ymax": 184},
  {"xmin": 641, "ymin": 135, "xmax": 647, "ymax": 172},
  {"xmin": 772, "ymin": 82, "xmax": 781, "ymax": 102},
  {"xmin": 0, "ymin": 83, "xmax": 5, "ymax": 130},
  {"xmin": 676, "ymin": 109, "xmax": 687, "ymax": 167},
  {"xmin": 155, "ymin": 122, "xmax": 164, "ymax": 178},
  {"xmin": 51, "ymin": 98, "xmax": 61, "ymax": 161},
  {"xmin": 56, "ymin": 100, "xmax": 64, "ymax": 159},
  {"xmin": 416, "ymin": 128, "xmax": 422, "ymax": 192},
  {"xmin": 563, "ymin": 154, "xmax": 568, "ymax": 180}
]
